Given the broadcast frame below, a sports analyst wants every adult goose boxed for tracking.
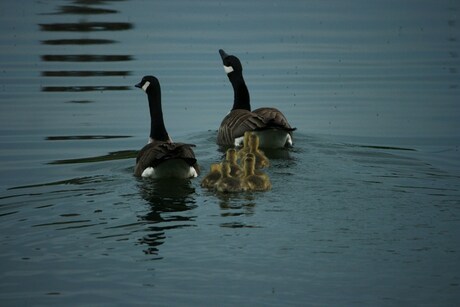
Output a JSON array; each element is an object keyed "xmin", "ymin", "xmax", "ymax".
[
  {"xmin": 217, "ymin": 49, "xmax": 296, "ymax": 148},
  {"xmin": 134, "ymin": 75, "xmax": 199, "ymax": 179}
]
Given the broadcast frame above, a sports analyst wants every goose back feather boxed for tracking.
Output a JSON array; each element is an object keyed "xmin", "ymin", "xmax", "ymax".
[{"xmin": 217, "ymin": 109, "xmax": 267, "ymax": 146}]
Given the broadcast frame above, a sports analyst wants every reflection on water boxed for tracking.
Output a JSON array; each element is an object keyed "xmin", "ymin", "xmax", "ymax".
[
  {"xmin": 42, "ymin": 38, "xmax": 116, "ymax": 45},
  {"xmin": 42, "ymin": 71, "xmax": 129, "ymax": 77},
  {"xmin": 39, "ymin": 22, "xmax": 132, "ymax": 32},
  {"xmin": 41, "ymin": 55, "xmax": 132, "ymax": 62},
  {"xmin": 48, "ymin": 150, "xmax": 137, "ymax": 164},
  {"xmin": 137, "ymin": 179, "xmax": 197, "ymax": 256},
  {"xmin": 46, "ymin": 135, "xmax": 131, "ymax": 140},
  {"xmin": 39, "ymin": 0, "xmax": 133, "ymax": 97},
  {"xmin": 7, "ymin": 175, "xmax": 107, "ymax": 191},
  {"xmin": 42, "ymin": 85, "xmax": 131, "ymax": 92},
  {"xmin": 45, "ymin": 5, "xmax": 118, "ymax": 15}
]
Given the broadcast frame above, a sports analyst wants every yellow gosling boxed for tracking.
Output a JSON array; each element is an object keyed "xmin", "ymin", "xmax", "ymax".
[
  {"xmin": 249, "ymin": 133, "xmax": 269, "ymax": 169},
  {"xmin": 242, "ymin": 155, "xmax": 272, "ymax": 191},
  {"xmin": 237, "ymin": 131, "xmax": 252, "ymax": 160},
  {"xmin": 215, "ymin": 162, "xmax": 243, "ymax": 193},
  {"xmin": 200, "ymin": 163, "xmax": 222, "ymax": 189},
  {"xmin": 226, "ymin": 148, "xmax": 243, "ymax": 177}
]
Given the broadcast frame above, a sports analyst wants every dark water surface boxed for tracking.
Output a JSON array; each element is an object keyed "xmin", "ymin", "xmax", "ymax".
[{"xmin": 1, "ymin": 0, "xmax": 460, "ymax": 306}]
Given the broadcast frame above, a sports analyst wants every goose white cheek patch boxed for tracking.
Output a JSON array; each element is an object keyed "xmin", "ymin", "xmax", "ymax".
[
  {"xmin": 142, "ymin": 81, "xmax": 150, "ymax": 92},
  {"xmin": 223, "ymin": 65, "xmax": 234, "ymax": 74}
]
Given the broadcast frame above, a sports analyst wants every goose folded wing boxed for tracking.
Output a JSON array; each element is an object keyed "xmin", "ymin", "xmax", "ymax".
[
  {"xmin": 252, "ymin": 107, "xmax": 296, "ymax": 131},
  {"xmin": 136, "ymin": 142, "xmax": 197, "ymax": 168},
  {"xmin": 217, "ymin": 109, "xmax": 267, "ymax": 145}
]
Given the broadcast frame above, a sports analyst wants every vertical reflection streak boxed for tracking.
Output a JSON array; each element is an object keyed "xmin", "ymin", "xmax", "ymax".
[{"xmin": 40, "ymin": 1, "xmax": 134, "ymax": 95}]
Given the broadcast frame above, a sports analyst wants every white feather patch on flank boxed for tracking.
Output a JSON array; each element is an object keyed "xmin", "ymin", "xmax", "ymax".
[
  {"xmin": 286, "ymin": 134, "xmax": 293, "ymax": 147},
  {"xmin": 223, "ymin": 65, "xmax": 234, "ymax": 74},
  {"xmin": 141, "ymin": 167, "xmax": 155, "ymax": 178},
  {"xmin": 234, "ymin": 135, "xmax": 245, "ymax": 147},
  {"xmin": 141, "ymin": 160, "xmax": 197, "ymax": 179},
  {"xmin": 142, "ymin": 81, "xmax": 151, "ymax": 92},
  {"xmin": 189, "ymin": 166, "xmax": 198, "ymax": 178}
]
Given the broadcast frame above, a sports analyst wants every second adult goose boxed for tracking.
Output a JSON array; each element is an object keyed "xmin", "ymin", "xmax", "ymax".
[
  {"xmin": 134, "ymin": 75, "xmax": 199, "ymax": 179},
  {"xmin": 217, "ymin": 49, "xmax": 296, "ymax": 148}
]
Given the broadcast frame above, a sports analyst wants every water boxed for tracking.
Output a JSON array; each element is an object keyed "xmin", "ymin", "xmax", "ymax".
[{"xmin": 1, "ymin": 0, "xmax": 460, "ymax": 305}]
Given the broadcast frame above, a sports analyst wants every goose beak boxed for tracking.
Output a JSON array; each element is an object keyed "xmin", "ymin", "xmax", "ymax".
[
  {"xmin": 134, "ymin": 82, "xmax": 142, "ymax": 89},
  {"xmin": 219, "ymin": 49, "xmax": 229, "ymax": 60}
]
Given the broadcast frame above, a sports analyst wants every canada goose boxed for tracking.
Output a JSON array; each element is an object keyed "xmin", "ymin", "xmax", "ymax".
[
  {"xmin": 215, "ymin": 162, "xmax": 243, "ymax": 193},
  {"xmin": 217, "ymin": 49, "xmax": 296, "ymax": 148},
  {"xmin": 134, "ymin": 75, "xmax": 199, "ymax": 179},
  {"xmin": 225, "ymin": 148, "xmax": 243, "ymax": 177},
  {"xmin": 241, "ymin": 154, "xmax": 272, "ymax": 191},
  {"xmin": 200, "ymin": 163, "xmax": 221, "ymax": 189}
]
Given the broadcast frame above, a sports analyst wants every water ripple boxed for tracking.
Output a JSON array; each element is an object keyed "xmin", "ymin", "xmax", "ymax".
[{"xmin": 39, "ymin": 22, "xmax": 132, "ymax": 32}]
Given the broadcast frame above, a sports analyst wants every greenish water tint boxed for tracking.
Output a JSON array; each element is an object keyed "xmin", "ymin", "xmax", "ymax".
[{"xmin": 1, "ymin": 0, "xmax": 460, "ymax": 306}]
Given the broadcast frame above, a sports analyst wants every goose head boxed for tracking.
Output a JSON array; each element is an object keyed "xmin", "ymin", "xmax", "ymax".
[
  {"xmin": 219, "ymin": 49, "xmax": 243, "ymax": 74},
  {"xmin": 135, "ymin": 75, "xmax": 158, "ymax": 93}
]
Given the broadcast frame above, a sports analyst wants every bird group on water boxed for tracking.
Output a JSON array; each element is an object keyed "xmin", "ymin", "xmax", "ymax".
[
  {"xmin": 134, "ymin": 49, "xmax": 296, "ymax": 193},
  {"xmin": 201, "ymin": 132, "xmax": 272, "ymax": 193}
]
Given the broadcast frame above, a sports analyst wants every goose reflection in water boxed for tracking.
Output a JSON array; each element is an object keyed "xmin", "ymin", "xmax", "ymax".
[
  {"xmin": 137, "ymin": 179, "xmax": 197, "ymax": 257},
  {"xmin": 212, "ymin": 191, "xmax": 258, "ymax": 229},
  {"xmin": 39, "ymin": 1, "xmax": 133, "ymax": 96}
]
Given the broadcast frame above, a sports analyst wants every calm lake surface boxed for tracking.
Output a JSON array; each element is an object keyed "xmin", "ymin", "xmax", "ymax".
[{"xmin": 1, "ymin": 0, "xmax": 460, "ymax": 305}]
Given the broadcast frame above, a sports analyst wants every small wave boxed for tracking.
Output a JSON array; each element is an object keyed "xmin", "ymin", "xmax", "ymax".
[
  {"xmin": 48, "ymin": 150, "xmax": 137, "ymax": 165},
  {"xmin": 46, "ymin": 135, "xmax": 132, "ymax": 141}
]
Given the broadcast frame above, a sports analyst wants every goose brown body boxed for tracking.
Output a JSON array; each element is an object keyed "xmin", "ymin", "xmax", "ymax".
[{"xmin": 134, "ymin": 140, "xmax": 199, "ymax": 178}]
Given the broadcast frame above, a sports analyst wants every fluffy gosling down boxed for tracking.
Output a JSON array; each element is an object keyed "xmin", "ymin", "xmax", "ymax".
[
  {"xmin": 200, "ymin": 163, "xmax": 222, "ymax": 189},
  {"xmin": 242, "ymin": 154, "xmax": 272, "ymax": 191},
  {"xmin": 214, "ymin": 162, "xmax": 244, "ymax": 193},
  {"xmin": 201, "ymin": 144, "xmax": 271, "ymax": 193},
  {"xmin": 237, "ymin": 132, "xmax": 269, "ymax": 169}
]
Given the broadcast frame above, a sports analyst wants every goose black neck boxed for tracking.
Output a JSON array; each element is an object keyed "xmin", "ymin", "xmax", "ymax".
[
  {"xmin": 146, "ymin": 81, "xmax": 169, "ymax": 141},
  {"xmin": 228, "ymin": 72, "xmax": 250, "ymax": 111}
]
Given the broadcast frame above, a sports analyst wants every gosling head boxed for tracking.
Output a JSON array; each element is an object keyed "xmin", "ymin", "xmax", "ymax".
[
  {"xmin": 243, "ymin": 131, "xmax": 252, "ymax": 147},
  {"xmin": 243, "ymin": 155, "xmax": 256, "ymax": 176},
  {"xmin": 249, "ymin": 133, "xmax": 260, "ymax": 150},
  {"xmin": 210, "ymin": 163, "xmax": 221, "ymax": 173},
  {"xmin": 220, "ymin": 161, "xmax": 231, "ymax": 177},
  {"xmin": 226, "ymin": 148, "xmax": 238, "ymax": 163}
]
